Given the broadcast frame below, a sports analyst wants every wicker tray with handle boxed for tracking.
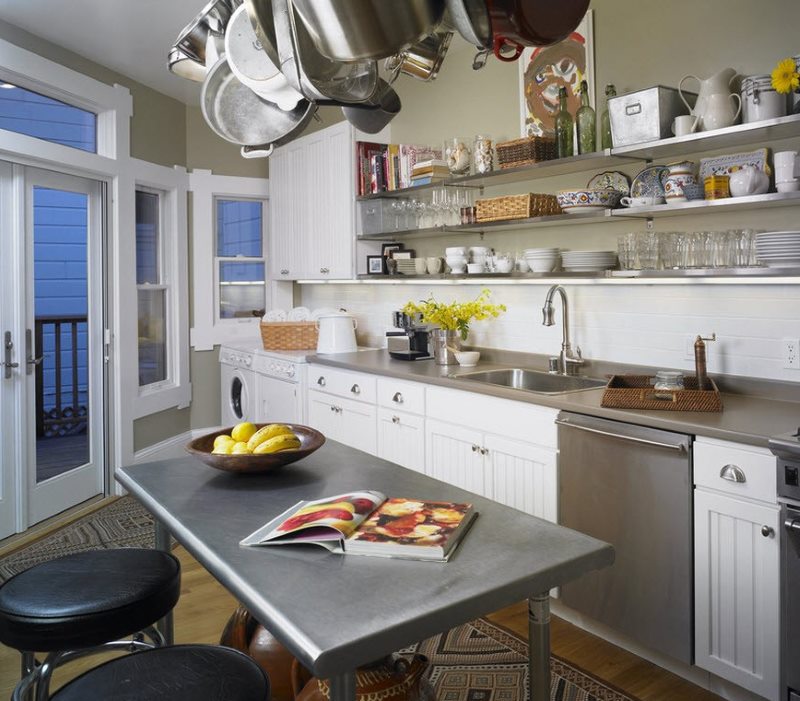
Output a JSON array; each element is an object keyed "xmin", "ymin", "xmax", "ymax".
[
  {"xmin": 475, "ymin": 193, "xmax": 561, "ymax": 222},
  {"xmin": 601, "ymin": 375, "xmax": 723, "ymax": 412},
  {"xmin": 260, "ymin": 321, "xmax": 318, "ymax": 350},
  {"xmin": 495, "ymin": 136, "xmax": 557, "ymax": 169}
]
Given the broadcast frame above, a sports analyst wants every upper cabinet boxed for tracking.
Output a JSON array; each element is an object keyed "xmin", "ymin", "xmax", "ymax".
[{"xmin": 269, "ymin": 120, "xmax": 357, "ymax": 280}]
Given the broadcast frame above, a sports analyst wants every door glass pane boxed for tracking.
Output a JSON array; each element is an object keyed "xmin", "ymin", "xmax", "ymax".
[
  {"xmin": 219, "ymin": 261, "xmax": 265, "ymax": 318},
  {"xmin": 0, "ymin": 81, "xmax": 97, "ymax": 152},
  {"xmin": 33, "ymin": 187, "xmax": 89, "ymax": 482},
  {"xmin": 138, "ymin": 289, "xmax": 167, "ymax": 385}
]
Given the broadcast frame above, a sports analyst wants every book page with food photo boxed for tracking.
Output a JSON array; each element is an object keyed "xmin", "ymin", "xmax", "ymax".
[{"xmin": 240, "ymin": 491, "xmax": 477, "ymax": 562}]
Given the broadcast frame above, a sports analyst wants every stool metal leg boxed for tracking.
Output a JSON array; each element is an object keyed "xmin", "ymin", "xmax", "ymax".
[
  {"xmin": 155, "ymin": 520, "xmax": 174, "ymax": 645},
  {"xmin": 17, "ymin": 652, "xmax": 36, "ymax": 701}
]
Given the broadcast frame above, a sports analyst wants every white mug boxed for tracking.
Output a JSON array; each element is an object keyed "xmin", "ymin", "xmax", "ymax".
[
  {"xmin": 426, "ymin": 256, "xmax": 442, "ymax": 274},
  {"xmin": 672, "ymin": 114, "xmax": 698, "ymax": 137},
  {"xmin": 774, "ymin": 150, "xmax": 800, "ymax": 182}
]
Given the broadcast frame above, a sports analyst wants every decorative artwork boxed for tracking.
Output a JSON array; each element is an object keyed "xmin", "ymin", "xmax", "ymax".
[{"xmin": 518, "ymin": 10, "xmax": 594, "ymax": 139}]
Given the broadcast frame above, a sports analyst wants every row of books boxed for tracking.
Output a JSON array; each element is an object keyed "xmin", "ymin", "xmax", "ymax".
[{"xmin": 356, "ymin": 141, "xmax": 447, "ymax": 196}]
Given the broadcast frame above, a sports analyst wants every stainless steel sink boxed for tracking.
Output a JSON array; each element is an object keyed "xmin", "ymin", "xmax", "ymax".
[{"xmin": 452, "ymin": 368, "xmax": 607, "ymax": 395}]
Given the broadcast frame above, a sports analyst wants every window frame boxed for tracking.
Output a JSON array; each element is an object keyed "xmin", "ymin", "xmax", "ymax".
[{"xmin": 189, "ymin": 169, "xmax": 269, "ymax": 350}]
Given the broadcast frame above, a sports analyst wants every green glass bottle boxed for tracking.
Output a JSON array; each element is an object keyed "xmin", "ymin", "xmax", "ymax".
[
  {"xmin": 600, "ymin": 84, "xmax": 616, "ymax": 150},
  {"xmin": 554, "ymin": 86, "xmax": 573, "ymax": 158},
  {"xmin": 576, "ymin": 80, "xmax": 596, "ymax": 154}
]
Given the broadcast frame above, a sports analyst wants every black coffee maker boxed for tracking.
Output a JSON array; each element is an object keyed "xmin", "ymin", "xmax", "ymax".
[{"xmin": 386, "ymin": 312, "xmax": 433, "ymax": 360}]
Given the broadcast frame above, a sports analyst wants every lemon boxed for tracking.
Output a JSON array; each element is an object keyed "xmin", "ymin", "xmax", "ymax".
[
  {"xmin": 231, "ymin": 422, "xmax": 257, "ymax": 443},
  {"xmin": 211, "ymin": 440, "xmax": 235, "ymax": 455},
  {"xmin": 213, "ymin": 434, "xmax": 235, "ymax": 450},
  {"xmin": 231, "ymin": 441, "xmax": 251, "ymax": 454}
]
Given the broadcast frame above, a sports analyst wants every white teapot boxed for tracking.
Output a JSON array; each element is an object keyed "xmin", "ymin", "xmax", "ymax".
[
  {"xmin": 679, "ymin": 68, "xmax": 742, "ymax": 132},
  {"xmin": 728, "ymin": 166, "xmax": 770, "ymax": 197}
]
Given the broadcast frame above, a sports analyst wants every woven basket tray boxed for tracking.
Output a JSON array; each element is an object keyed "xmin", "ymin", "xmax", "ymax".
[
  {"xmin": 475, "ymin": 193, "xmax": 561, "ymax": 222},
  {"xmin": 260, "ymin": 321, "xmax": 318, "ymax": 350},
  {"xmin": 601, "ymin": 375, "xmax": 723, "ymax": 412},
  {"xmin": 495, "ymin": 136, "xmax": 557, "ymax": 169}
]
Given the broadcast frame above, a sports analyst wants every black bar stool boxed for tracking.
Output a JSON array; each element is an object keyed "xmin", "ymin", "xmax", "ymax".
[
  {"xmin": 50, "ymin": 644, "xmax": 271, "ymax": 700},
  {"xmin": 0, "ymin": 548, "xmax": 181, "ymax": 701}
]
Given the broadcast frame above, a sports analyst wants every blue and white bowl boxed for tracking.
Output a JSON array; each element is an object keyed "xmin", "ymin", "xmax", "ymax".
[{"xmin": 556, "ymin": 188, "xmax": 622, "ymax": 213}]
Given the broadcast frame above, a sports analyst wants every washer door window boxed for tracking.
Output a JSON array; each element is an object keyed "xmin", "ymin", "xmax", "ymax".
[{"xmin": 229, "ymin": 374, "xmax": 247, "ymax": 421}]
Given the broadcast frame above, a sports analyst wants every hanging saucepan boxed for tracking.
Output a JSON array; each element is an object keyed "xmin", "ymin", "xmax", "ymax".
[
  {"xmin": 201, "ymin": 56, "xmax": 315, "ymax": 147},
  {"xmin": 225, "ymin": 5, "xmax": 304, "ymax": 111},
  {"xmin": 443, "ymin": 0, "xmax": 491, "ymax": 50},
  {"xmin": 486, "ymin": 0, "xmax": 590, "ymax": 63},
  {"xmin": 168, "ymin": 47, "xmax": 207, "ymax": 83},
  {"xmin": 173, "ymin": 0, "xmax": 236, "ymax": 65},
  {"xmin": 340, "ymin": 80, "xmax": 402, "ymax": 133},
  {"xmin": 384, "ymin": 30, "xmax": 453, "ymax": 83},
  {"xmin": 289, "ymin": 0, "xmax": 446, "ymax": 62}
]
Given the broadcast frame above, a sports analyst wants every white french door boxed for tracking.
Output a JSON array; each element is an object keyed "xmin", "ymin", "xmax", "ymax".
[{"xmin": 0, "ymin": 162, "xmax": 105, "ymax": 538}]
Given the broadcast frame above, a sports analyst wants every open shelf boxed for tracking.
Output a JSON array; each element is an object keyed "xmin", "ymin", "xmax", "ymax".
[{"xmin": 611, "ymin": 190, "xmax": 800, "ymax": 219}]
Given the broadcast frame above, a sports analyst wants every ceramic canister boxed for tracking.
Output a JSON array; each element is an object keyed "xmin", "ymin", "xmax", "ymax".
[{"xmin": 741, "ymin": 74, "xmax": 787, "ymax": 123}]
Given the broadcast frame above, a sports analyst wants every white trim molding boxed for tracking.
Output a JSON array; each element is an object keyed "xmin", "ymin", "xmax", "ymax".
[{"xmin": 189, "ymin": 169, "xmax": 269, "ymax": 351}]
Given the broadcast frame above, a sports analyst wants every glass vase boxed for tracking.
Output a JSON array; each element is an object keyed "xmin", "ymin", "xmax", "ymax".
[{"xmin": 431, "ymin": 329, "xmax": 461, "ymax": 365}]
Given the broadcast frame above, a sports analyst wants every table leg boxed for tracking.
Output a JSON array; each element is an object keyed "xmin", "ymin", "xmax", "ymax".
[
  {"xmin": 329, "ymin": 670, "xmax": 357, "ymax": 701},
  {"xmin": 528, "ymin": 594, "xmax": 550, "ymax": 701},
  {"xmin": 154, "ymin": 520, "xmax": 174, "ymax": 645}
]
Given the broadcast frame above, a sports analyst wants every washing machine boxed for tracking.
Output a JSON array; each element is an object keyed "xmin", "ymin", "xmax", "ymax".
[
  {"xmin": 219, "ymin": 342, "xmax": 259, "ymax": 425},
  {"xmin": 252, "ymin": 348, "xmax": 310, "ymax": 424}
]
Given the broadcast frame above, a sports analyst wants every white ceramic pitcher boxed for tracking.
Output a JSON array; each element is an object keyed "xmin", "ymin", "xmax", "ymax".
[{"xmin": 679, "ymin": 67, "xmax": 742, "ymax": 132}]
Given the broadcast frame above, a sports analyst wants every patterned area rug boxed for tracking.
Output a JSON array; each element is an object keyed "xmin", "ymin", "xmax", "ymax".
[
  {"xmin": 402, "ymin": 617, "xmax": 640, "ymax": 701},
  {"xmin": 0, "ymin": 496, "xmax": 155, "ymax": 581}
]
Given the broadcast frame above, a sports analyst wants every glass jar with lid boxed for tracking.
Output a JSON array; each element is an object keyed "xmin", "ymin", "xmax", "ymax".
[
  {"xmin": 653, "ymin": 370, "xmax": 684, "ymax": 399},
  {"xmin": 472, "ymin": 135, "xmax": 493, "ymax": 174}
]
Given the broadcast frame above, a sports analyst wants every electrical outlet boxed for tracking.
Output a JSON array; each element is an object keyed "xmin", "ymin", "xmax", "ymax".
[{"xmin": 784, "ymin": 338, "xmax": 800, "ymax": 369}]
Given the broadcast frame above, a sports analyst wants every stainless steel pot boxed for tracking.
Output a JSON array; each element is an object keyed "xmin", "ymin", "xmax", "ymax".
[
  {"xmin": 168, "ymin": 47, "xmax": 207, "ymax": 83},
  {"xmin": 201, "ymin": 56, "xmax": 315, "ymax": 147},
  {"xmin": 290, "ymin": 0, "xmax": 446, "ymax": 62},
  {"xmin": 385, "ymin": 30, "xmax": 453, "ymax": 82},
  {"xmin": 340, "ymin": 80, "xmax": 401, "ymax": 133},
  {"xmin": 173, "ymin": 0, "xmax": 236, "ymax": 64},
  {"xmin": 443, "ymin": 0, "xmax": 491, "ymax": 49}
]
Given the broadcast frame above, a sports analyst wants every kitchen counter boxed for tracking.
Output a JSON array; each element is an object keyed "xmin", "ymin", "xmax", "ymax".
[{"xmin": 309, "ymin": 350, "xmax": 800, "ymax": 447}]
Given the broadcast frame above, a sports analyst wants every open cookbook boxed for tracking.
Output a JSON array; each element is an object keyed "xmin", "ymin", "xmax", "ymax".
[{"xmin": 240, "ymin": 490, "xmax": 477, "ymax": 562}]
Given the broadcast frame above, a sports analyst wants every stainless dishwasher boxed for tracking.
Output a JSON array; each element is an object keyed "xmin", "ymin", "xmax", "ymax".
[{"xmin": 557, "ymin": 411, "xmax": 693, "ymax": 664}]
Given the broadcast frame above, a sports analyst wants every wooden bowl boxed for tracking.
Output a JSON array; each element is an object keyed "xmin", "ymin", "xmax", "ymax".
[{"xmin": 185, "ymin": 424, "xmax": 326, "ymax": 474}]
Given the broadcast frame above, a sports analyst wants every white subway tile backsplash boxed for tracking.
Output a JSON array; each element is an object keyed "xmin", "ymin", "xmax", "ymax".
[{"xmin": 299, "ymin": 282, "xmax": 800, "ymax": 382}]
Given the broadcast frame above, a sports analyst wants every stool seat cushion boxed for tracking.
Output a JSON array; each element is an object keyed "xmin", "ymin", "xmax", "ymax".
[
  {"xmin": 0, "ymin": 549, "xmax": 180, "ymax": 651},
  {"xmin": 50, "ymin": 644, "xmax": 271, "ymax": 701}
]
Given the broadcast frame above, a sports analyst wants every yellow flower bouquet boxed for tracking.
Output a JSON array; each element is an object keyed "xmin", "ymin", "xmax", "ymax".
[
  {"xmin": 402, "ymin": 289, "xmax": 506, "ymax": 341},
  {"xmin": 771, "ymin": 57, "xmax": 800, "ymax": 95}
]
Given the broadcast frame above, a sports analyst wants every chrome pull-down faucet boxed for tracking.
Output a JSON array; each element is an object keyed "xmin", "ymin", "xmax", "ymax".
[{"xmin": 542, "ymin": 285, "xmax": 583, "ymax": 375}]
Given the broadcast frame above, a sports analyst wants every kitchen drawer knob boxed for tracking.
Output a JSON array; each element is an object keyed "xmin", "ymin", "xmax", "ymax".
[
  {"xmin": 481, "ymin": 447, "xmax": 489, "ymax": 456},
  {"xmin": 320, "ymin": 267, "xmax": 329, "ymax": 274},
  {"xmin": 720, "ymin": 464, "xmax": 746, "ymax": 483},
  {"xmin": 761, "ymin": 525, "xmax": 774, "ymax": 538},
  {"xmin": 317, "ymin": 377, "xmax": 326, "ymax": 386},
  {"xmin": 392, "ymin": 392, "xmax": 403, "ymax": 404},
  {"xmin": 472, "ymin": 444, "xmax": 480, "ymax": 453},
  {"xmin": 350, "ymin": 383, "xmax": 360, "ymax": 395},
  {"xmin": 391, "ymin": 415, "xmax": 400, "ymax": 424},
  {"xmin": 330, "ymin": 405, "xmax": 336, "ymax": 412},
  {"xmin": 280, "ymin": 269, "xmax": 289, "ymax": 275}
]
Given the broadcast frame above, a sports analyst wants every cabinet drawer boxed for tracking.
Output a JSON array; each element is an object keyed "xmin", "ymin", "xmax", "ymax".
[
  {"xmin": 377, "ymin": 377, "xmax": 425, "ymax": 414},
  {"xmin": 694, "ymin": 437, "xmax": 776, "ymax": 503},
  {"xmin": 308, "ymin": 365, "xmax": 376, "ymax": 403}
]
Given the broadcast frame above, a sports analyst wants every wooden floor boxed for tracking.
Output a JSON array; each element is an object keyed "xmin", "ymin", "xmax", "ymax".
[{"xmin": 0, "ymin": 545, "xmax": 724, "ymax": 700}]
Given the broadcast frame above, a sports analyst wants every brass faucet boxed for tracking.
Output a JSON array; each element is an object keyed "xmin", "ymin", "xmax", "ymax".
[{"xmin": 542, "ymin": 285, "xmax": 583, "ymax": 375}]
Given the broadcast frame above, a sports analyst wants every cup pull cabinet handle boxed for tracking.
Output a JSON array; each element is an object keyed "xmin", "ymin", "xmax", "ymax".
[
  {"xmin": 350, "ymin": 384, "xmax": 360, "ymax": 395},
  {"xmin": 720, "ymin": 464, "xmax": 746, "ymax": 483},
  {"xmin": 392, "ymin": 392, "xmax": 403, "ymax": 404},
  {"xmin": 317, "ymin": 377, "xmax": 326, "ymax": 387},
  {"xmin": 392, "ymin": 415, "xmax": 400, "ymax": 424}
]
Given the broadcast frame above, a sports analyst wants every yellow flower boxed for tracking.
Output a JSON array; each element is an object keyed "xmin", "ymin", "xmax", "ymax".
[
  {"xmin": 402, "ymin": 289, "xmax": 506, "ymax": 341},
  {"xmin": 771, "ymin": 57, "xmax": 800, "ymax": 95}
]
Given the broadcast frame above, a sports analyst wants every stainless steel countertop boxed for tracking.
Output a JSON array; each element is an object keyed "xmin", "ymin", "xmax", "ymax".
[{"xmin": 308, "ymin": 350, "xmax": 800, "ymax": 447}]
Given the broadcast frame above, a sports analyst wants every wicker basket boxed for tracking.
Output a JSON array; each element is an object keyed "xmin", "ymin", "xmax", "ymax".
[
  {"xmin": 495, "ymin": 136, "xmax": 557, "ymax": 169},
  {"xmin": 601, "ymin": 375, "xmax": 723, "ymax": 412},
  {"xmin": 259, "ymin": 321, "xmax": 318, "ymax": 350},
  {"xmin": 475, "ymin": 193, "xmax": 561, "ymax": 223}
]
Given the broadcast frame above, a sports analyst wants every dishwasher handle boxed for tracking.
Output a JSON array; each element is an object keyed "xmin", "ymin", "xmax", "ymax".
[{"xmin": 555, "ymin": 418, "xmax": 687, "ymax": 453}]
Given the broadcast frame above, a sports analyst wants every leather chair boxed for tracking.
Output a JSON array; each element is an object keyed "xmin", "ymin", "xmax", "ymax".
[
  {"xmin": 49, "ymin": 644, "xmax": 270, "ymax": 701},
  {"xmin": 0, "ymin": 548, "xmax": 181, "ymax": 701}
]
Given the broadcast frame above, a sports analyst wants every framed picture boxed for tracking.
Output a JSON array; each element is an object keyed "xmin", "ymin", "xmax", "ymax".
[
  {"xmin": 367, "ymin": 255, "xmax": 385, "ymax": 275},
  {"xmin": 381, "ymin": 243, "xmax": 403, "ymax": 259},
  {"xmin": 518, "ymin": 10, "xmax": 594, "ymax": 140}
]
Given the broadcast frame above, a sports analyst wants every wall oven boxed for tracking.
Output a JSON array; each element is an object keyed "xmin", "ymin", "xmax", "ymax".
[{"xmin": 769, "ymin": 430, "xmax": 800, "ymax": 701}]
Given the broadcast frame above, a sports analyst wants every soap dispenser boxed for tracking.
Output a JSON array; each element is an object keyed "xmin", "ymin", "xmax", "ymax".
[{"xmin": 694, "ymin": 333, "xmax": 716, "ymax": 391}]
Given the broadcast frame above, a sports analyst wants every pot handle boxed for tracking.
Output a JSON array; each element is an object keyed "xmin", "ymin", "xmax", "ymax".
[
  {"xmin": 492, "ymin": 35, "xmax": 524, "ymax": 63},
  {"xmin": 678, "ymin": 74, "xmax": 699, "ymax": 113},
  {"xmin": 729, "ymin": 92, "xmax": 742, "ymax": 122},
  {"xmin": 352, "ymin": 318, "xmax": 358, "ymax": 330},
  {"xmin": 241, "ymin": 144, "xmax": 274, "ymax": 159}
]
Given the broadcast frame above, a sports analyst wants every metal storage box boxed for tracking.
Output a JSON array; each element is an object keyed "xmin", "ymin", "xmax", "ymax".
[
  {"xmin": 358, "ymin": 198, "xmax": 396, "ymax": 235},
  {"xmin": 609, "ymin": 86, "xmax": 696, "ymax": 147}
]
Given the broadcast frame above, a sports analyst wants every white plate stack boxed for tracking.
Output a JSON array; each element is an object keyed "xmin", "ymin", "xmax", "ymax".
[
  {"xmin": 523, "ymin": 248, "xmax": 560, "ymax": 273},
  {"xmin": 755, "ymin": 231, "xmax": 800, "ymax": 267},
  {"xmin": 560, "ymin": 250, "xmax": 618, "ymax": 272}
]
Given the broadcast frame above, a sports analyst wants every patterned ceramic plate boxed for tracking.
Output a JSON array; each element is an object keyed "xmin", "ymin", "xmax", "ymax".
[
  {"xmin": 699, "ymin": 148, "xmax": 770, "ymax": 180},
  {"xmin": 630, "ymin": 165, "xmax": 669, "ymax": 198},
  {"xmin": 587, "ymin": 170, "xmax": 631, "ymax": 195}
]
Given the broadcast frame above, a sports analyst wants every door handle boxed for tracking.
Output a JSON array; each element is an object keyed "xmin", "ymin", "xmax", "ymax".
[
  {"xmin": 555, "ymin": 418, "xmax": 687, "ymax": 453},
  {"xmin": 3, "ymin": 331, "xmax": 20, "ymax": 379},
  {"xmin": 25, "ymin": 328, "xmax": 42, "ymax": 375}
]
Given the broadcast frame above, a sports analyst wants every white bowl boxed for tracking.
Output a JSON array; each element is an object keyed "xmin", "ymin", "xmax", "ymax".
[
  {"xmin": 467, "ymin": 263, "xmax": 484, "ymax": 274},
  {"xmin": 454, "ymin": 350, "xmax": 480, "ymax": 366},
  {"xmin": 529, "ymin": 259, "xmax": 558, "ymax": 273},
  {"xmin": 495, "ymin": 259, "xmax": 515, "ymax": 273},
  {"xmin": 445, "ymin": 247, "xmax": 468, "ymax": 256}
]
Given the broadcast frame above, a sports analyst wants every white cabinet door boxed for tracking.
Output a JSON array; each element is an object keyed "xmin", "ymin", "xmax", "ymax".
[
  {"xmin": 302, "ymin": 130, "xmax": 329, "ymax": 280},
  {"xmin": 320, "ymin": 121, "xmax": 355, "ymax": 279},
  {"xmin": 307, "ymin": 389, "xmax": 341, "ymax": 440},
  {"xmin": 425, "ymin": 419, "xmax": 489, "ymax": 496},
  {"xmin": 377, "ymin": 408, "xmax": 425, "ymax": 472},
  {"xmin": 337, "ymin": 394, "xmax": 377, "ymax": 455},
  {"xmin": 694, "ymin": 488, "xmax": 780, "ymax": 700},
  {"xmin": 268, "ymin": 140, "xmax": 307, "ymax": 280},
  {"xmin": 485, "ymin": 433, "xmax": 558, "ymax": 523}
]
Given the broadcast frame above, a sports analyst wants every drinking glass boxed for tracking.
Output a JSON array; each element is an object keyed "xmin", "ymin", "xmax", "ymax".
[
  {"xmin": 636, "ymin": 231, "xmax": 659, "ymax": 269},
  {"xmin": 617, "ymin": 233, "xmax": 636, "ymax": 269}
]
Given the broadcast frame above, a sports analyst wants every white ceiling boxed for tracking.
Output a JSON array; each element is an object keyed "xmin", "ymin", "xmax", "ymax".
[{"xmin": 0, "ymin": 0, "xmax": 208, "ymax": 104}]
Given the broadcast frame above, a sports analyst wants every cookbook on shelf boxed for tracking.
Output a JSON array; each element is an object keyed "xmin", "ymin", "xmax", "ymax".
[{"xmin": 239, "ymin": 490, "xmax": 477, "ymax": 562}]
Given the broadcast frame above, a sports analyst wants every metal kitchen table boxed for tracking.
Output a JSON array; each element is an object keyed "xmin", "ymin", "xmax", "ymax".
[{"xmin": 118, "ymin": 440, "xmax": 613, "ymax": 701}]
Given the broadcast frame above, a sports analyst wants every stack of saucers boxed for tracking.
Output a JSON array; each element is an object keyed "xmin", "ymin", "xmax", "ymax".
[
  {"xmin": 755, "ymin": 231, "xmax": 800, "ymax": 267},
  {"xmin": 395, "ymin": 259, "xmax": 418, "ymax": 275},
  {"xmin": 560, "ymin": 250, "xmax": 618, "ymax": 272},
  {"xmin": 523, "ymin": 247, "xmax": 560, "ymax": 273}
]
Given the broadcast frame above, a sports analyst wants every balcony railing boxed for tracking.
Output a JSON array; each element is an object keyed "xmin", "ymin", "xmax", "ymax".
[{"xmin": 35, "ymin": 314, "xmax": 88, "ymax": 438}]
